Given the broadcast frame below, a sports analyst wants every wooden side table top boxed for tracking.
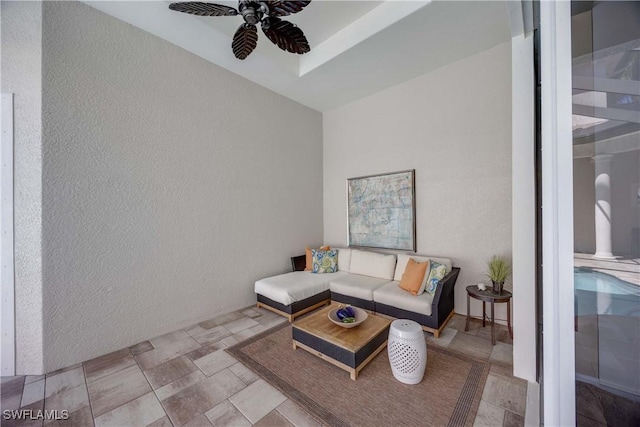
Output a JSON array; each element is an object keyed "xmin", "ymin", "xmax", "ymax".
[
  {"xmin": 292, "ymin": 304, "xmax": 391, "ymax": 353},
  {"xmin": 465, "ymin": 285, "xmax": 512, "ymax": 302}
]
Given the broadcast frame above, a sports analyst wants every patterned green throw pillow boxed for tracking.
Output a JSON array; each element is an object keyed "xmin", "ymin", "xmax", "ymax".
[
  {"xmin": 426, "ymin": 260, "xmax": 447, "ymax": 295},
  {"xmin": 312, "ymin": 249, "xmax": 338, "ymax": 273}
]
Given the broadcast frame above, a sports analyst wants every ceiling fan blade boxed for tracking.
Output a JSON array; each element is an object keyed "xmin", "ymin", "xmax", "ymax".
[
  {"xmin": 232, "ymin": 24, "xmax": 258, "ymax": 60},
  {"xmin": 168, "ymin": 2, "xmax": 238, "ymax": 16},
  {"xmin": 264, "ymin": 1, "xmax": 311, "ymax": 17},
  {"xmin": 261, "ymin": 17, "xmax": 310, "ymax": 55}
]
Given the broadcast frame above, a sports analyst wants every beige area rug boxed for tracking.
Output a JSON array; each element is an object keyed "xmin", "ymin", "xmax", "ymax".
[{"xmin": 226, "ymin": 324, "xmax": 489, "ymax": 427}]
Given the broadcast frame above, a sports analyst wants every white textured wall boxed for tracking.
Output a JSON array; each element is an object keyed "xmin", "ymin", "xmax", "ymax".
[
  {"xmin": 41, "ymin": 1, "xmax": 323, "ymax": 371},
  {"xmin": 1, "ymin": 1, "xmax": 44, "ymax": 375},
  {"xmin": 323, "ymin": 42, "xmax": 512, "ymax": 321}
]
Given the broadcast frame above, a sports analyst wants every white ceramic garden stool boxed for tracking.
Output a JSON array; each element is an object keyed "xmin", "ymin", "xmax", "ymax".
[{"xmin": 387, "ymin": 319, "xmax": 427, "ymax": 384}]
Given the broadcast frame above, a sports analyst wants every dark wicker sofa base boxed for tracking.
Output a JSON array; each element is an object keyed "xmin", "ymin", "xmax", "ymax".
[
  {"xmin": 331, "ymin": 267, "xmax": 460, "ymax": 338},
  {"xmin": 330, "ymin": 292, "xmax": 375, "ymax": 311},
  {"xmin": 256, "ymin": 290, "xmax": 331, "ymax": 322}
]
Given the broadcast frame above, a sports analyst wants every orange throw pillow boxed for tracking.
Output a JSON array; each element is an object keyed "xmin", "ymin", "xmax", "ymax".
[
  {"xmin": 305, "ymin": 246, "xmax": 330, "ymax": 271},
  {"xmin": 399, "ymin": 258, "xmax": 429, "ymax": 296}
]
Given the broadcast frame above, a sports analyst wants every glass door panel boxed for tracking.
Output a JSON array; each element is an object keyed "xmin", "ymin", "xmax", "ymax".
[{"xmin": 572, "ymin": 1, "xmax": 640, "ymax": 424}]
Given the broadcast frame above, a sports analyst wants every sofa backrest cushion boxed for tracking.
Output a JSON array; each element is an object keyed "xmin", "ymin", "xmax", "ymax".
[
  {"xmin": 394, "ymin": 254, "xmax": 452, "ymax": 281},
  {"xmin": 334, "ymin": 248, "xmax": 352, "ymax": 273},
  {"xmin": 349, "ymin": 250, "xmax": 397, "ymax": 280}
]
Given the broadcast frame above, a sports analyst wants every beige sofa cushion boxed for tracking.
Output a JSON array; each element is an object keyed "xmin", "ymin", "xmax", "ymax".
[
  {"xmin": 329, "ymin": 274, "xmax": 391, "ymax": 301},
  {"xmin": 349, "ymin": 250, "xmax": 397, "ymax": 280},
  {"xmin": 373, "ymin": 281, "xmax": 434, "ymax": 316},
  {"xmin": 255, "ymin": 271, "xmax": 348, "ymax": 306},
  {"xmin": 394, "ymin": 254, "xmax": 452, "ymax": 282},
  {"xmin": 334, "ymin": 248, "xmax": 352, "ymax": 273}
]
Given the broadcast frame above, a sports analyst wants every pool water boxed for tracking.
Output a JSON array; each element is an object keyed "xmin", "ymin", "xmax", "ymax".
[
  {"xmin": 575, "ymin": 267, "xmax": 640, "ymax": 317},
  {"xmin": 575, "ymin": 267, "xmax": 640, "ymax": 296}
]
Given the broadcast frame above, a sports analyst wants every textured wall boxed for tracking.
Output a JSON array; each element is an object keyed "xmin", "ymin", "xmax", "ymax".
[
  {"xmin": 610, "ymin": 151, "xmax": 640, "ymax": 255},
  {"xmin": 42, "ymin": 1, "xmax": 323, "ymax": 371},
  {"xmin": 574, "ymin": 145, "xmax": 640, "ymax": 256},
  {"xmin": 573, "ymin": 157, "xmax": 597, "ymax": 254},
  {"xmin": 1, "ymin": 1, "xmax": 44, "ymax": 375},
  {"xmin": 323, "ymin": 43, "xmax": 512, "ymax": 320}
]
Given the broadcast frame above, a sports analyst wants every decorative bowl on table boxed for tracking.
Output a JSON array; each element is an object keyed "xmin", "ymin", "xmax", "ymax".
[{"xmin": 328, "ymin": 305, "xmax": 368, "ymax": 328}]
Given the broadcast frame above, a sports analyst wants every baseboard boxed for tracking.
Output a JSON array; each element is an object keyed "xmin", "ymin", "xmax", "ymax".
[{"xmin": 524, "ymin": 381, "xmax": 540, "ymax": 427}]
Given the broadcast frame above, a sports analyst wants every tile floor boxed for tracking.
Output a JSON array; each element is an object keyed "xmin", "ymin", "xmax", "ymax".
[{"xmin": 1, "ymin": 308, "xmax": 526, "ymax": 427}]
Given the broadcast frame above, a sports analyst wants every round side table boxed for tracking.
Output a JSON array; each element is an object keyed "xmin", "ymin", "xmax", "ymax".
[
  {"xmin": 388, "ymin": 319, "xmax": 427, "ymax": 384},
  {"xmin": 465, "ymin": 285, "xmax": 513, "ymax": 345}
]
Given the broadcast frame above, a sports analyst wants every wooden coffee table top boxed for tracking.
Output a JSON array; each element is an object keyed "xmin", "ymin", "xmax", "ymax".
[{"xmin": 292, "ymin": 304, "xmax": 391, "ymax": 353}]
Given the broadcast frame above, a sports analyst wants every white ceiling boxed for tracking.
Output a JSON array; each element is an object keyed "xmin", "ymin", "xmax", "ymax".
[
  {"xmin": 201, "ymin": 1, "xmax": 384, "ymax": 46},
  {"xmin": 83, "ymin": 1, "xmax": 512, "ymax": 111}
]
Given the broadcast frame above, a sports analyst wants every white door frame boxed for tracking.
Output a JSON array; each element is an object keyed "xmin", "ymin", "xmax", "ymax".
[
  {"xmin": 1, "ymin": 93, "xmax": 16, "ymax": 376},
  {"xmin": 540, "ymin": 2, "xmax": 576, "ymax": 426}
]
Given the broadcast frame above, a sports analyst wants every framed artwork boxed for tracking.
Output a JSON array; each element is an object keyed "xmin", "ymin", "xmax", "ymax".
[{"xmin": 347, "ymin": 169, "xmax": 416, "ymax": 251}]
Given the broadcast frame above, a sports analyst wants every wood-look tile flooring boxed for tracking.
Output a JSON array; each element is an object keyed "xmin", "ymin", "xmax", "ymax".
[{"xmin": 1, "ymin": 309, "xmax": 526, "ymax": 427}]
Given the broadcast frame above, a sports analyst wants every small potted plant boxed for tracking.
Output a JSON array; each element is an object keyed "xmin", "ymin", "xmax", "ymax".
[{"xmin": 486, "ymin": 255, "xmax": 511, "ymax": 294}]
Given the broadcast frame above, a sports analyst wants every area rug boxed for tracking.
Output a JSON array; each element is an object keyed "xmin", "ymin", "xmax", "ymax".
[{"xmin": 226, "ymin": 324, "xmax": 489, "ymax": 427}]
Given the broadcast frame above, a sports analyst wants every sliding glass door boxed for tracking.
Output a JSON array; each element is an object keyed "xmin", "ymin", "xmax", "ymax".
[{"xmin": 571, "ymin": 1, "xmax": 640, "ymax": 424}]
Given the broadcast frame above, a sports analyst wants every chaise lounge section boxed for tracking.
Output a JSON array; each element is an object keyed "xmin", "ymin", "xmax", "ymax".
[{"xmin": 254, "ymin": 255, "xmax": 347, "ymax": 322}]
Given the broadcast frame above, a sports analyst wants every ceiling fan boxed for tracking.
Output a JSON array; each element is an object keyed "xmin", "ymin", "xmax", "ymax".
[{"xmin": 168, "ymin": 1, "xmax": 311, "ymax": 60}]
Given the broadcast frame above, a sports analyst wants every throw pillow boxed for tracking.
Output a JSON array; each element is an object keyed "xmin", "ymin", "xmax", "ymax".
[
  {"xmin": 305, "ymin": 245, "xmax": 330, "ymax": 271},
  {"xmin": 415, "ymin": 258, "xmax": 432, "ymax": 295},
  {"xmin": 312, "ymin": 249, "xmax": 338, "ymax": 274},
  {"xmin": 426, "ymin": 260, "xmax": 448, "ymax": 295},
  {"xmin": 398, "ymin": 258, "xmax": 429, "ymax": 296}
]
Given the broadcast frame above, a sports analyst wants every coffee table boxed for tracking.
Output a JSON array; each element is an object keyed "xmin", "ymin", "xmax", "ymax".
[{"xmin": 292, "ymin": 304, "xmax": 391, "ymax": 380}]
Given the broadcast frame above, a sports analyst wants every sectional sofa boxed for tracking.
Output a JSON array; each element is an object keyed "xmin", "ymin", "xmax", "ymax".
[{"xmin": 254, "ymin": 248, "xmax": 460, "ymax": 337}]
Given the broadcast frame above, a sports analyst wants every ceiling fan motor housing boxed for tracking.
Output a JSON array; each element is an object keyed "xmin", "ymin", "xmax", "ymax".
[{"xmin": 239, "ymin": 1, "xmax": 268, "ymax": 25}]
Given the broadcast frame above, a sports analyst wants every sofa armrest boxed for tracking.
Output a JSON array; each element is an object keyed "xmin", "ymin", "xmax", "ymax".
[
  {"xmin": 433, "ymin": 267, "xmax": 460, "ymax": 302},
  {"xmin": 290, "ymin": 255, "xmax": 306, "ymax": 272},
  {"xmin": 431, "ymin": 267, "xmax": 460, "ymax": 321}
]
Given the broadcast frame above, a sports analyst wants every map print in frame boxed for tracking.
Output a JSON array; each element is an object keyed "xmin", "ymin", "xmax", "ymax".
[{"xmin": 347, "ymin": 170, "xmax": 416, "ymax": 251}]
